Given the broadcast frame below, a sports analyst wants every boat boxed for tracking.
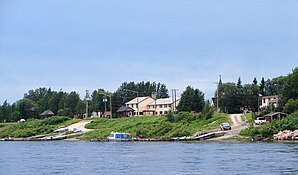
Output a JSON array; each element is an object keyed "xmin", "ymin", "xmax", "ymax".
[
  {"xmin": 39, "ymin": 135, "xmax": 66, "ymax": 141},
  {"xmin": 107, "ymin": 132, "xmax": 131, "ymax": 141}
]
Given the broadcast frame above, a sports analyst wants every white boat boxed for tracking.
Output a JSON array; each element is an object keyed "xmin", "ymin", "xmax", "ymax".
[{"xmin": 107, "ymin": 132, "xmax": 131, "ymax": 141}]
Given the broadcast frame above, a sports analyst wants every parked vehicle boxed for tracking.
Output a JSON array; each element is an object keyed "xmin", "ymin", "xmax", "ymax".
[
  {"xmin": 220, "ymin": 123, "xmax": 231, "ymax": 130},
  {"xmin": 255, "ymin": 117, "xmax": 267, "ymax": 125},
  {"xmin": 108, "ymin": 132, "xmax": 131, "ymax": 141}
]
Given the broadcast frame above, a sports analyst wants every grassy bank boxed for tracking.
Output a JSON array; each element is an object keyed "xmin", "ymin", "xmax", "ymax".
[
  {"xmin": 83, "ymin": 112, "xmax": 229, "ymax": 140},
  {"xmin": 0, "ymin": 116, "xmax": 80, "ymax": 138}
]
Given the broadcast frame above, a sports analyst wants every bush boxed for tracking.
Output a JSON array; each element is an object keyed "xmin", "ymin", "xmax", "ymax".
[
  {"xmin": 202, "ymin": 103, "xmax": 214, "ymax": 119},
  {"xmin": 283, "ymin": 99, "xmax": 298, "ymax": 114},
  {"xmin": 41, "ymin": 116, "xmax": 71, "ymax": 125}
]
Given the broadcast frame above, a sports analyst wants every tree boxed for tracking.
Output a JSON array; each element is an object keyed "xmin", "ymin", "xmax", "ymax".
[
  {"xmin": 89, "ymin": 89, "xmax": 106, "ymax": 114},
  {"xmin": 202, "ymin": 101, "xmax": 214, "ymax": 119},
  {"xmin": 1, "ymin": 101, "xmax": 11, "ymax": 121},
  {"xmin": 283, "ymin": 99, "xmax": 298, "ymax": 114},
  {"xmin": 177, "ymin": 86, "xmax": 205, "ymax": 112},
  {"xmin": 253, "ymin": 78, "xmax": 258, "ymax": 85},
  {"xmin": 259, "ymin": 77, "xmax": 265, "ymax": 95},
  {"xmin": 15, "ymin": 98, "xmax": 37, "ymax": 119},
  {"xmin": 282, "ymin": 68, "xmax": 298, "ymax": 105}
]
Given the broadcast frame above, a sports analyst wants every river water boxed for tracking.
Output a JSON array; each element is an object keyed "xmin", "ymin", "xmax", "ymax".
[{"xmin": 0, "ymin": 141, "xmax": 298, "ymax": 175}]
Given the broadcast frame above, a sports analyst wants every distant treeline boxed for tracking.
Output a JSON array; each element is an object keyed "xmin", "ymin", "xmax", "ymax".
[
  {"xmin": 0, "ymin": 81, "xmax": 169, "ymax": 121},
  {"xmin": 1, "ymin": 68, "xmax": 297, "ymax": 121},
  {"xmin": 216, "ymin": 68, "xmax": 298, "ymax": 114}
]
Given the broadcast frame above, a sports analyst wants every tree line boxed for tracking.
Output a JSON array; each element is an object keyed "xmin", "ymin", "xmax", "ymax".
[
  {"xmin": 215, "ymin": 68, "xmax": 298, "ymax": 114},
  {"xmin": 1, "ymin": 67, "xmax": 297, "ymax": 121},
  {"xmin": 0, "ymin": 81, "xmax": 169, "ymax": 121}
]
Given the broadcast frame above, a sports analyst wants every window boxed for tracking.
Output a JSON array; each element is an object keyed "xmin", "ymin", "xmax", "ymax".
[
  {"xmin": 160, "ymin": 105, "xmax": 163, "ymax": 108},
  {"xmin": 160, "ymin": 111, "xmax": 163, "ymax": 115},
  {"xmin": 165, "ymin": 111, "xmax": 168, "ymax": 114},
  {"xmin": 168, "ymin": 104, "xmax": 172, "ymax": 108},
  {"xmin": 139, "ymin": 112, "xmax": 143, "ymax": 115},
  {"xmin": 131, "ymin": 104, "xmax": 134, "ymax": 108},
  {"xmin": 136, "ymin": 104, "xmax": 138, "ymax": 108}
]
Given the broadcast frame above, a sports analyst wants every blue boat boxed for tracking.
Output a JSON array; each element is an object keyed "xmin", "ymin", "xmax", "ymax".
[{"xmin": 108, "ymin": 132, "xmax": 131, "ymax": 141}]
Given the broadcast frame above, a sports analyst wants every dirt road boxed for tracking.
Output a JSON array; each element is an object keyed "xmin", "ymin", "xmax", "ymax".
[
  {"xmin": 211, "ymin": 114, "xmax": 248, "ymax": 140},
  {"xmin": 67, "ymin": 120, "xmax": 93, "ymax": 133}
]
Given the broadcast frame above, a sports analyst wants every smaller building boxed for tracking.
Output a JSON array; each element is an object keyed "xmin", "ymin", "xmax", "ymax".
[
  {"xmin": 260, "ymin": 95, "xmax": 279, "ymax": 109},
  {"xmin": 40, "ymin": 110, "xmax": 54, "ymax": 119},
  {"xmin": 264, "ymin": 112, "xmax": 287, "ymax": 123},
  {"xmin": 116, "ymin": 106, "xmax": 135, "ymax": 117}
]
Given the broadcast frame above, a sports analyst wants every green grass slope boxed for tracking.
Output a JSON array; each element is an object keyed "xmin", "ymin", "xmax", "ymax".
[
  {"xmin": 0, "ymin": 116, "xmax": 80, "ymax": 138},
  {"xmin": 83, "ymin": 113, "xmax": 228, "ymax": 140}
]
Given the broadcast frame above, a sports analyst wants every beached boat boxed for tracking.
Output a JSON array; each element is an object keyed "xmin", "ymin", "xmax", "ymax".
[
  {"xmin": 107, "ymin": 132, "xmax": 131, "ymax": 141},
  {"xmin": 39, "ymin": 135, "xmax": 66, "ymax": 141}
]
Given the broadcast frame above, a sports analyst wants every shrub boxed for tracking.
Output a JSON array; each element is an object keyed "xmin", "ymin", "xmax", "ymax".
[
  {"xmin": 283, "ymin": 99, "xmax": 298, "ymax": 114},
  {"xmin": 41, "ymin": 116, "xmax": 71, "ymax": 125}
]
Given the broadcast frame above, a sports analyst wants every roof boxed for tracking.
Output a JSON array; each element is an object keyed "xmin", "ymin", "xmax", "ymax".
[
  {"xmin": 148, "ymin": 98, "xmax": 179, "ymax": 106},
  {"xmin": 264, "ymin": 112, "xmax": 287, "ymax": 117},
  {"xmin": 125, "ymin": 97, "xmax": 151, "ymax": 105},
  {"xmin": 261, "ymin": 95, "xmax": 279, "ymax": 99},
  {"xmin": 116, "ymin": 106, "xmax": 135, "ymax": 113},
  {"xmin": 40, "ymin": 110, "xmax": 54, "ymax": 116}
]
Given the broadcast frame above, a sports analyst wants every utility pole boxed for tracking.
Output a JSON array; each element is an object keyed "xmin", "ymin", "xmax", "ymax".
[
  {"xmin": 109, "ymin": 95, "xmax": 112, "ymax": 118},
  {"xmin": 214, "ymin": 75, "xmax": 221, "ymax": 113},
  {"xmin": 172, "ymin": 89, "xmax": 178, "ymax": 113},
  {"xmin": 152, "ymin": 92, "xmax": 157, "ymax": 115},
  {"xmin": 103, "ymin": 94, "xmax": 107, "ymax": 118},
  {"xmin": 99, "ymin": 92, "xmax": 113, "ymax": 118},
  {"xmin": 84, "ymin": 90, "xmax": 90, "ymax": 118}
]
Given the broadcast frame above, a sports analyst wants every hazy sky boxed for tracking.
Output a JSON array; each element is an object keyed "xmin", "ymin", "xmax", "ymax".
[{"xmin": 0, "ymin": 0, "xmax": 297, "ymax": 103}]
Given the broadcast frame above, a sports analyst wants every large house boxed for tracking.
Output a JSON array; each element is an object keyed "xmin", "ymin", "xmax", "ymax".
[
  {"xmin": 125, "ymin": 97, "xmax": 155, "ymax": 116},
  {"xmin": 123, "ymin": 97, "xmax": 180, "ymax": 117},
  {"xmin": 260, "ymin": 95, "xmax": 279, "ymax": 109},
  {"xmin": 148, "ymin": 98, "xmax": 180, "ymax": 116}
]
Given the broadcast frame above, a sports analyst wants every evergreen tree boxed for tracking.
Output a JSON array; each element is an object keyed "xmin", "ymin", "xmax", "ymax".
[
  {"xmin": 259, "ymin": 77, "xmax": 265, "ymax": 95},
  {"xmin": 177, "ymin": 86, "xmax": 205, "ymax": 112},
  {"xmin": 253, "ymin": 78, "xmax": 258, "ymax": 85}
]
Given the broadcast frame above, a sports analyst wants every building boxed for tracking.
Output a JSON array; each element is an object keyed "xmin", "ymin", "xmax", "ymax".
[
  {"xmin": 260, "ymin": 95, "xmax": 279, "ymax": 109},
  {"xmin": 116, "ymin": 106, "xmax": 135, "ymax": 117},
  {"xmin": 148, "ymin": 98, "xmax": 180, "ymax": 116},
  {"xmin": 125, "ymin": 97, "xmax": 155, "ymax": 116},
  {"xmin": 264, "ymin": 112, "xmax": 287, "ymax": 123},
  {"xmin": 39, "ymin": 110, "xmax": 54, "ymax": 119},
  {"xmin": 124, "ymin": 97, "xmax": 180, "ymax": 117}
]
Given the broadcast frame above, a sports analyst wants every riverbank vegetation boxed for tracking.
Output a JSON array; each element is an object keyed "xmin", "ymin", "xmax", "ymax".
[
  {"xmin": 0, "ymin": 116, "xmax": 78, "ymax": 138},
  {"xmin": 240, "ymin": 112, "xmax": 298, "ymax": 138},
  {"xmin": 83, "ymin": 112, "xmax": 228, "ymax": 140}
]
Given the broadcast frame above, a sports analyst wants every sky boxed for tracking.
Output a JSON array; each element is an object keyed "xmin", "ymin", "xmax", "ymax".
[{"xmin": 0, "ymin": 0, "xmax": 297, "ymax": 103}]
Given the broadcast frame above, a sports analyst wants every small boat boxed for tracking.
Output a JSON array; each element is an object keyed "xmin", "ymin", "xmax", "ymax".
[
  {"xmin": 107, "ymin": 132, "xmax": 131, "ymax": 141},
  {"xmin": 39, "ymin": 135, "xmax": 66, "ymax": 141}
]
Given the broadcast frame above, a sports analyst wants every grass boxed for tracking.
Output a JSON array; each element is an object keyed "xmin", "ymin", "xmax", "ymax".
[
  {"xmin": 0, "ymin": 116, "xmax": 80, "ymax": 138},
  {"xmin": 83, "ymin": 113, "xmax": 229, "ymax": 140}
]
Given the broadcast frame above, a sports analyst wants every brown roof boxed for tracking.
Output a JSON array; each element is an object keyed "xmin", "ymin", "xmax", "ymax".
[
  {"xmin": 116, "ymin": 106, "xmax": 135, "ymax": 113},
  {"xmin": 40, "ymin": 110, "xmax": 55, "ymax": 116}
]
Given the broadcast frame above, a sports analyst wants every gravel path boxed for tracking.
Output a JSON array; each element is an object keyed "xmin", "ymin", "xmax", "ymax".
[
  {"xmin": 211, "ymin": 114, "xmax": 248, "ymax": 140},
  {"xmin": 67, "ymin": 120, "xmax": 93, "ymax": 133}
]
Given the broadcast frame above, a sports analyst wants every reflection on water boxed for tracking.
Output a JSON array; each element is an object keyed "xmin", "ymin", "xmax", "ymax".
[{"xmin": 1, "ymin": 141, "xmax": 298, "ymax": 175}]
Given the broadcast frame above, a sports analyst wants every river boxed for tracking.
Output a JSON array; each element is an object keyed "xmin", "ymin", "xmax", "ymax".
[{"xmin": 0, "ymin": 141, "xmax": 298, "ymax": 175}]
